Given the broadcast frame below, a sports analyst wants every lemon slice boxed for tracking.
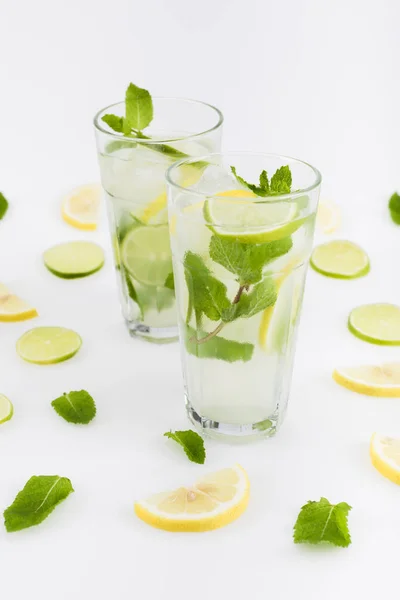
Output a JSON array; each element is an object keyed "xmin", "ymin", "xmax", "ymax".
[
  {"xmin": 0, "ymin": 284, "xmax": 38, "ymax": 322},
  {"xmin": 348, "ymin": 303, "xmax": 400, "ymax": 345},
  {"xmin": 16, "ymin": 327, "xmax": 82, "ymax": 364},
  {"xmin": 134, "ymin": 464, "xmax": 249, "ymax": 532},
  {"xmin": 316, "ymin": 199, "xmax": 341, "ymax": 234},
  {"xmin": 204, "ymin": 189, "xmax": 302, "ymax": 244},
  {"xmin": 61, "ymin": 184, "xmax": 101, "ymax": 231},
  {"xmin": 0, "ymin": 394, "xmax": 13, "ymax": 424},
  {"xmin": 370, "ymin": 433, "xmax": 400, "ymax": 485},
  {"xmin": 310, "ymin": 240, "xmax": 370, "ymax": 279},
  {"xmin": 259, "ymin": 258, "xmax": 302, "ymax": 351},
  {"xmin": 140, "ymin": 192, "xmax": 168, "ymax": 225},
  {"xmin": 121, "ymin": 224, "xmax": 172, "ymax": 286},
  {"xmin": 43, "ymin": 241, "xmax": 105, "ymax": 279},
  {"xmin": 333, "ymin": 363, "xmax": 400, "ymax": 397}
]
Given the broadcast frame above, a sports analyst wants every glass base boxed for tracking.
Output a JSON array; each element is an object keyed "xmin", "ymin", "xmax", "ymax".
[
  {"xmin": 185, "ymin": 397, "xmax": 278, "ymax": 443},
  {"xmin": 125, "ymin": 319, "xmax": 178, "ymax": 344}
]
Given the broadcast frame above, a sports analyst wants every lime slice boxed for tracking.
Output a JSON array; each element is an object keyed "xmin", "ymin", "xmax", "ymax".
[
  {"xmin": 204, "ymin": 189, "xmax": 302, "ymax": 244},
  {"xmin": 348, "ymin": 303, "xmax": 400, "ymax": 345},
  {"xmin": 0, "ymin": 394, "xmax": 13, "ymax": 424},
  {"xmin": 121, "ymin": 224, "xmax": 172, "ymax": 286},
  {"xmin": 311, "ymin": 240, "xmax": 369, "ymax": 279},
  {"xmin": 43, "ymin": 241, "xmax": 104, "ymax": 279},
  {"xmin": 17, "ymin": 327, "xmax": 82, "ymax": 364}
]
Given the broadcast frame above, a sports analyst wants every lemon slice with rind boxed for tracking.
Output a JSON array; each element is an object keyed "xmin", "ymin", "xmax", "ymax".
[
  {"xmin": 61, "ymin": 184, "xmax": 101, "ymax": 231},
  {"xmin": 333, "ymin": 363, "xmax": 400, "ymax": 397},
  {"xmin": 204, "ymin": 189, "xmax": 302, "ymax": 244},
  {"xmin": 370, "ymin": 433, "xmax": 400, "ymax": 485},
  {"xmin": 134, "ymin": 464, "xmax": 249, "ymax": 532},
  {"xmin": 0, "ymin": 284, "xmax": 38, "ymax": 322},
  {"xmin": 316, "ymin": 199, "xmax": 341, "ymax": 234}
]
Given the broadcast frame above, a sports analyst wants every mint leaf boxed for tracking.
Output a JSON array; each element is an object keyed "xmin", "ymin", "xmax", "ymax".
[
  {"xmin": 4, "ymin": 476, "xmax": 74, "ymax": 532},
  {"xmin": 184, "ymin": 325, "xmax": 254, "ymax": 362},
  {"xmin": 125, "ymin": 83, "xmax": 153, "ymax": 131},
  {"xmin": 101, "ymin": 114, "xmax": 124, "ymax": 133},
  {"xmin": 227, "ymin": 277, "xmax": 277, "ymax": 321},
  {"xmin": 0, "ymin": 192, "xmax": 9, "ymax": 220},
  {"xmin": 270, "ymin": 166, "xmax": 292, "ymax": 194},
  {"xmin": 51, "ymin": 390, "xmax": 96, "ymax": 424},
  {"xmin": 164, "ymin": 272, "xmax": 175, "ymax": 290},
  {"xmin": 164, "ymin": 430, "xmax": 205, "ymax": 464},
  {"xmin": 231, "ymin": 166, "xmax": 269, "ymax": 196},
  {"xmin": 209, "ymin": 234, "xmax": 293, "ymax": 285},
  {"xmin": 293, "ymin": 497, "xmax": 352, "ymax": 547},
  {"xmin": 155, "ymin": 287, "xmax": 174, "ymax": 312},
  {"xmin": 184, "ymin": 252, "xmax": 231, "ymax": 323},
  {"xmin": 389, "ymin": 192, "xmax": 400, "ymax": 225}
]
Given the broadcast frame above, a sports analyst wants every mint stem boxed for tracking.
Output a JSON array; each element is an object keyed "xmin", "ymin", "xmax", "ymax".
[{"xmin": 194, "ymin": 284, "xmax": 248, "ymax": 345}]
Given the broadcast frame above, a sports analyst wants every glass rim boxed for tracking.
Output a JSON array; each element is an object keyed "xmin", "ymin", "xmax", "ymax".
[
  {"xmin": 166, "ymin": 151, "xmax": 322, "ymax": 201},
  {"xmin": 93, "ymin": 97, "xmax": 224, "ymax": 144}
]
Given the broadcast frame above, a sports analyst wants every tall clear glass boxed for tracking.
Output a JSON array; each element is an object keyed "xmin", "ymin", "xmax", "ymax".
[
  {"xmin": 167, "ymin": 152, "xmax": 321, "ymax": 440},
  {"xmin": 94, "ymin": 99, "xmax": 223, "ymax": 343}
]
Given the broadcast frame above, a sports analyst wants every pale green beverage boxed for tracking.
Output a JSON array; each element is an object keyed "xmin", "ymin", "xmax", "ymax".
[
  {"xmin": 167, "ymin": 153, "xmax": 321, "ymax": 439},
  {"xmin": 94, "ymin": 98, "xmax": 223, "ymax": 342}
]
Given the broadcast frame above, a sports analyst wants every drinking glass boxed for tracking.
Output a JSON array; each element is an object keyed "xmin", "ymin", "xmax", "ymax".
[
  {"xmin": 94, "ymin": 98, "xmax": 223, "ymax": 343},
  {"xmin": 167, "ymin": 152, "xmax": 321, "ymax": 439}
]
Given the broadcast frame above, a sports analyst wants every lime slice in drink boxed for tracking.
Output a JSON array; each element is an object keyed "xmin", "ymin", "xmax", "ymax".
[
  {"xmin": 43, "ymin": 241, "xmax": 104, "ymax": 279},
  {"xmin": 348, "ymin": 304, "xmax": 400, "ymax": 345},
  {"xmin": 121, "ymin": 224, "xmax": 172, "ymax": 286},
  {"xmin": 0, "ymin": 394, "xmax": 13, "ymax": 424},
  {"xmin": 204, "ymin": 189, "xmax": 302, "ymax": 244},
  {"xmin": 311, "ymin": 240, "xmax": 369, "ymax": 279},
  {"xmin": 16, "ymin": 327, "xmax": 82, "ymax": 364}
]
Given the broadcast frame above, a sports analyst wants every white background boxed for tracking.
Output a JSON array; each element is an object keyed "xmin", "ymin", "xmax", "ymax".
[{"xmin": 1, "ymin": 0, "xmax": 400, "ymax": 598}]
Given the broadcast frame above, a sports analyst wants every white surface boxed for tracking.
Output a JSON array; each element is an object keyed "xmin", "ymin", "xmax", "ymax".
[{"xmin": 1, "ymin": 0, "xmax": 400, "ymax": 598}]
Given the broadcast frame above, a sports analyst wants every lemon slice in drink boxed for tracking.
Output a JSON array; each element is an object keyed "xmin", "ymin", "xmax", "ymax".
[
  {"xmin": 134, "ymin": 464, "xmax": 249, "ymax": 532},
  {"xmin": 311, "ymin": 240, "xmax": 369, "ymax": 279},
  {"xmin": 0, "ymin": 284, "xmax": 38, "ymax": 322},
  {"xmin": 0, "ymin": 394, "xmax": 13, "ymax": 424},
  {"xmin": 140, "ymin": 192, "xmax": 168, "ymax": 225},
  {"xmin": 61, "ymin": 184, "xmax": 101, "ymax": 230},
  {"xmin": 121, "ymin": 224, "xmax": 172, "ymax": 286},
  {"xmin": 370, "ymin": 433, "xmax": 400, "ymax": 485},
  {"xmin": 204, "ymin": 189, "xmax": 301, "ymax": 244},
  {"xmin": 16, "ymin": 327, "xmax": 82, "ymax": 364},
  {"xmin": 348, "ymin": 303, "xmax": 400, "ymax": 345},
  {"xmin": 43, "ymin": 241, "xmax": 105, "ymax": 279},
  {"xmin": 333, "ymin": 363, "xmax": 400, "ymax": 397},
  {"xmin": 316, "ymin": 199, "xmax": 341, "ymax": 234}
]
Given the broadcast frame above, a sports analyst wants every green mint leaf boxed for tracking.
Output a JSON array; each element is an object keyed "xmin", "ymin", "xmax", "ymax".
[
  {"xmin": 164, "ymin": 430, "xmax": 205, "ymax": 464},
  {"xmin": 226, "ymin": 278, "xmax": 277, "ymax": 321},
  {"xmin": 125, "ymin": 83, "xmax": 153, "ymax": 131},
  {"xmin": 389, "ymin": 192, "xmax": 400, "ymax": 225},
  {"xmin": 270, "ymin": 166, "xmax": 292, "ymax": 194},
  {"xmin": 184, "ymin": 324, "xmax": 254, "ymax": 363},
  {"xmin": 51, "ymin": 390, "xmax": 96, "ymax": 424},
  {"xmin": 164, "ymin": 272, "xmax": 175, "ymax": 290},
  {"xmin": 4, "ymin": 476, "xmax": 74, "ymax": 532},
  {"xmin": 293, "ymin": 497, "xmax": 352, "ymax": 547},
  {"xmin": 123, "ymin": 267, "xmax": 143, "ymax": 318},
  {"xmin": 209, "ymin": 235, "xmax": 293, "ymax": 285},
  {"xmin": 101, "ymin": 113, "xmax": 124, "ymax": 133},
  {"xmin": 184, "ymin": 252, "xmax": 231, "ymax": 324},
  {"xmin": 0, "ymin": 192, "xmax": 9, "ymax": 220},
  {"xmin": 230, "ymin": 166, "xmax": 269, "ymax": 196}
]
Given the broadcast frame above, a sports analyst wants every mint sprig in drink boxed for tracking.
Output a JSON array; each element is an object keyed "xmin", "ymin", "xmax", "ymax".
[
  {"xmin": 94, "ymin": 83, "xmax": 223, "ymax": 342},
  {"xmin": 167, "ymin": 153, "xmax": 321, "ymax": 439}
]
